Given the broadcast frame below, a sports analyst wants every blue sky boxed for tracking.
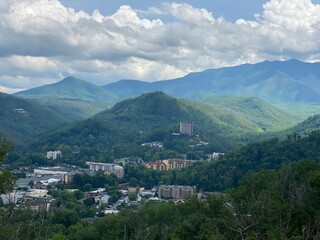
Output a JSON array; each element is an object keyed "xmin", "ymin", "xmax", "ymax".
[
  {"xmin": 1, "ymin": 0, "xmax": 320, "ymax": 93},
  {"xmin": 60, "ymin": 0, "xmax": 269, "ymax": 22}
]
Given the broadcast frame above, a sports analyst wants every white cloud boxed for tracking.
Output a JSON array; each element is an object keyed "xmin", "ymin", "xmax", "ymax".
[
  {"xmin": 0, "ymin": 85, "xmax": 25, "ymax": 94},
  {"xmin": 9, "ymin": 55, "xmax": 57, "ymax": 71},
  {"xmin": 108, "ymin": 5, "xmax": 163, "ymax": 29},
  {"xmin": 165, "ymin": 2, "xmax": 215, "ymax": 26},
  {"xmin": 263, "ymin": 0, "xmax": 320, "ymax": 32},
  {"xmin": 0, "ymin": 0, "xmax": 320, "ymax": 91}
]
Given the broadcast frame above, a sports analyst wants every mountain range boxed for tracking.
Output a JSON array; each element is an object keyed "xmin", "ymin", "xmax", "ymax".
[
  {"xmin": 103, "ymin": 59, "xmax": 320, "ymax": 103},
  {"xmin": 4, "ymin": 59, "xmax": 320, "ymax": 150},
  {"xmin": 13, "ymin": 59, "xmax": 320, "ymax": 121}
]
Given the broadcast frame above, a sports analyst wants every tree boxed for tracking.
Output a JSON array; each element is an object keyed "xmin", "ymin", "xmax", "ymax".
[
  {"xmin": 128, "ymin": 193, "xmax": 137, "ymax": 201},
  {"xmin": 0, "ymin": 136, "xmax": 16, "ymax": 194},
  {"xmin": 48, "ymin": 233, "xmax": 68, "ymax": 240},
  {"xmin": 83, "ymin": 197, "xmax": 95, "ymax": 207},
  {"xmin": 83, "ymin": 183, "xmax": 92, "ymax": 192},
  {"xmin": 28, "ymin": 180, "xmax": 34, "ymax": 188},
  {"xmin": 129, "ymin": 177, "xmax": 138, "ymax": 187},
  {"xmin": 74, "ymin": 190, "xmax": 84, "ymax": 200},
  {"xmin": 51, "ymin": 210, "xmax": 80, "ymax": 228}
]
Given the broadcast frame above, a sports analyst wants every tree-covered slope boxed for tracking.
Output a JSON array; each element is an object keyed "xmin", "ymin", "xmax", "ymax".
[
  {"xmin": 15, "ymin": 76, "xmax": 116, "ymax": 102},
  {"xmin": 0, "ymin": 92, "xmax": 69, "ymax": 146},
  {"xmin": 202, "ymin": 95, "xmax": 297, "ymax": 132},
  {"xmin": 14, "ymin": 76, "xmax": 116, "ymax": 119},
  {"xmin": 160, "ymin": 130, "xmax": 320, "ymax": 192},
  {"xmin": 289, "ymin": 114, "xmax": 320, "ymax": 133},
  {"xmin": 104, "ymin": 59, "xmax": 320, "ymax": 104},
  {"xmin": 29, "ymin": 92, "xmax": 296, "ymax": 159},
  {"xmin": 29, "ymin": 92, "xmax": 231, "ymax": 153}
]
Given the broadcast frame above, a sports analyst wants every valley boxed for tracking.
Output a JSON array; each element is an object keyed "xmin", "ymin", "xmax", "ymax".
[{"xmin": 2, "ymin": 59, "xmax": 320, "ymax": 239}]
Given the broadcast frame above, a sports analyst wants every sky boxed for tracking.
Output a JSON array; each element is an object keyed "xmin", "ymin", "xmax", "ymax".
[{"xmin": 1, "ymin": 0, "xmax": 320, "ymax": 93}]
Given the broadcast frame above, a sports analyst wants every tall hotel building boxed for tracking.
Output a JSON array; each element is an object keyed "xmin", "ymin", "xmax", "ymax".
[{"xmin": 179, "ymin": 121, "xmax": 193, "ymax": 136}]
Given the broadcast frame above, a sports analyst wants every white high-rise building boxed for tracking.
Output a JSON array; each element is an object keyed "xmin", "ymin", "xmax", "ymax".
[
  {"xmin": 46, "ymin": 151, "xmax": 62, "ymax": 160},
  {"xmin": 180, "ymin": 121, "xmax": 193, "ymax": 136}
]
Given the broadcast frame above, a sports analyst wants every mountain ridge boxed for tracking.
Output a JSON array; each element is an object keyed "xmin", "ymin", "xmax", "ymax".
[
  {"xmin": 29, "ymin": 92, "xmax": 297, "ymax": 161},
  {"xmin": 0, "ymin": 92, "xmax": 71, "ymax": 146},
  {"xmin": 12, "ymin": 59, "xmax": 320, "ymax": 120},
  {"xmin": 102, "ymin": 59, "xmax": 320, "ymax": 103}
]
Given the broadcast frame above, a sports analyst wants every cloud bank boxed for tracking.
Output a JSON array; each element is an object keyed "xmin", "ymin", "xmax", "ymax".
[{"xmin": 0, "ymin": 0, "xmax": 320, "ymax": 92}]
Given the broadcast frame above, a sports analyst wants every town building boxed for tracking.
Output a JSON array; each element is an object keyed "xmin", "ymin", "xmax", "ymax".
[
  {"xmin": 23, "ymin": 196, "xmax": 56, "ymax": 211},
  {"xmin": 1, "ymin": 190, "xmax": 26, "ymax": 205},
  {"xmin": 86, "ymin": 162, "xmax": 124, "ymax": 179},
  {"xmin": 144, "ymin": 159, "xmax": 194, "ymax": 171},
  {"xmin": 128, "ymin": 187, "xmax": 145, "ymax": 194},
  {"xmin": 34, "ymin": 167, "xmax": 68, "ymax": 176},
  {"xmin": 46, "ymin": 151, "xmax": 62, "ymax": 160},
  {"xmin": 180, "ymin": 121, "xmax": 193, "ymax": 136},
  {"xmin": 62, "ymin": 173, "xmax": 74, "ymax": 184},
  {"xmin": 211, "ymin": 152, "xmax": 225, "ymax": 160},
  {"xmin": 158, "ymin": 185, "xmax": 196, "ymax": 199},
  {"xmin": 141, "ymin": 141, "xmax": 163, "ymax": 148}
]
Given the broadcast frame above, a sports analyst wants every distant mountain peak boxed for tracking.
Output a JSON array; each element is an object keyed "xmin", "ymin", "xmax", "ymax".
[
  {"xmin": 58, "ymin": 76, "xmax": 91, "ymax": 85},
  {"xmin": 15, "ymin": 76, "xmax": 116, "ymax": 102}
]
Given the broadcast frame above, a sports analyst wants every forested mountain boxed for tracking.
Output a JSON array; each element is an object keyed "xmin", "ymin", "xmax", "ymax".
[
  {"xmin": 202, "ymin": 95, "xmax": 297, "ymax": 131},
  {"xmin": 289, "ymin": 114, "xmax": 320, "ymax": 133},
  {"xmin": 13, "ymin": 60, "xmax": 320, "ymax": 120},
  {"xmin": 123, "ymin": 130, "xmax": 320, "ymax": 192},
  {"xmin": 15, "ymin": 76, "xmax": 115, "ymax": 102},
  {"xmin": 28, "ymin": 92, "xmax": 296, "ymax": 159},
  {"xmin": 0, "ymin": 92, "xmax": 69, "ymax": 145},
  {"xmin": 104, "ymin": 59, "xmax": 320, "ymax": 104},
  {"xmin": 14, "ymin": 77, "xmax": 115, "ymax": 119}
]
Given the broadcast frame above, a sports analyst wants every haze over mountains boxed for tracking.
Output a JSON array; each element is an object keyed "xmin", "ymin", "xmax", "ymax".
[
  {"xmin": 15, "ymin": 76, "xmax": 116, "ymax": 119},
  {"xmin": 15, "ymin": 59, "xmax": 320, "ymax": 105},
  {"xmin": 11, "ymin": 59, "xmax": 320, "ymax": 122},
  {"xmin": 2, "ymin": 59, "xmax": 320, "ymax": 149},
  {"xmin": 103, "ymin": 59, "xmax": 320, "ymax": 103}
]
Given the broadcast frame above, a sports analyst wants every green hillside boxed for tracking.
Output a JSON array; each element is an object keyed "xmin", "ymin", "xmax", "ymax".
[
  {"xmin": 146, "ymin": 130, "xmax": 320, "ymax": 192},
  {"xmin": 14, "ymin": 76, "xmax": 116, "ymax": 119},
  {"xmin": 104, "ymin": 59, "xmax": 320, "ymax": 105},
  {"xmin": 202, "ymin": 95, "xmax": 298, "ymax": 132},
  {"xmin": 15, "ymin": 76, "xmax": 116, "ymax": 102},
  {"xmin": 288, "ymin": 114, "xmax": 320, "ymax": 133},
  {"xmin": 0, "ymin": 92, "xmax": 70, "ymax": 146},
  {"xmin": 30, "ymin": 92, "xmax": 231, "ymax": 153},
  {"xmin": 35, "ymin": 98, "xmax": 112, "ymax": 120},
  {"xmin": 29, "ymin": 92, "xmax": 296, "ymax": 163}
]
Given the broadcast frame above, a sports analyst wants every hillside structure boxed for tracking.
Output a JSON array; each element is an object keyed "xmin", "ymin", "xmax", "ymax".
[
  {"xmin": 158, "ymin": 185, "xmax": 195, "ymax": 199},
  {"xmin": 46, "ymin": 151, "xmax": 62, "ymax": 160},
  {"xmin": 180, "ymin": 121, "xmax": 193, "ymax": 136},
  {"xmin": 144, "ymin": 159, "xmax": 194, "ymax": 171},
  {"xmin": 86, "ymin": 161, "xmax": 124, "ymax": 179}
]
